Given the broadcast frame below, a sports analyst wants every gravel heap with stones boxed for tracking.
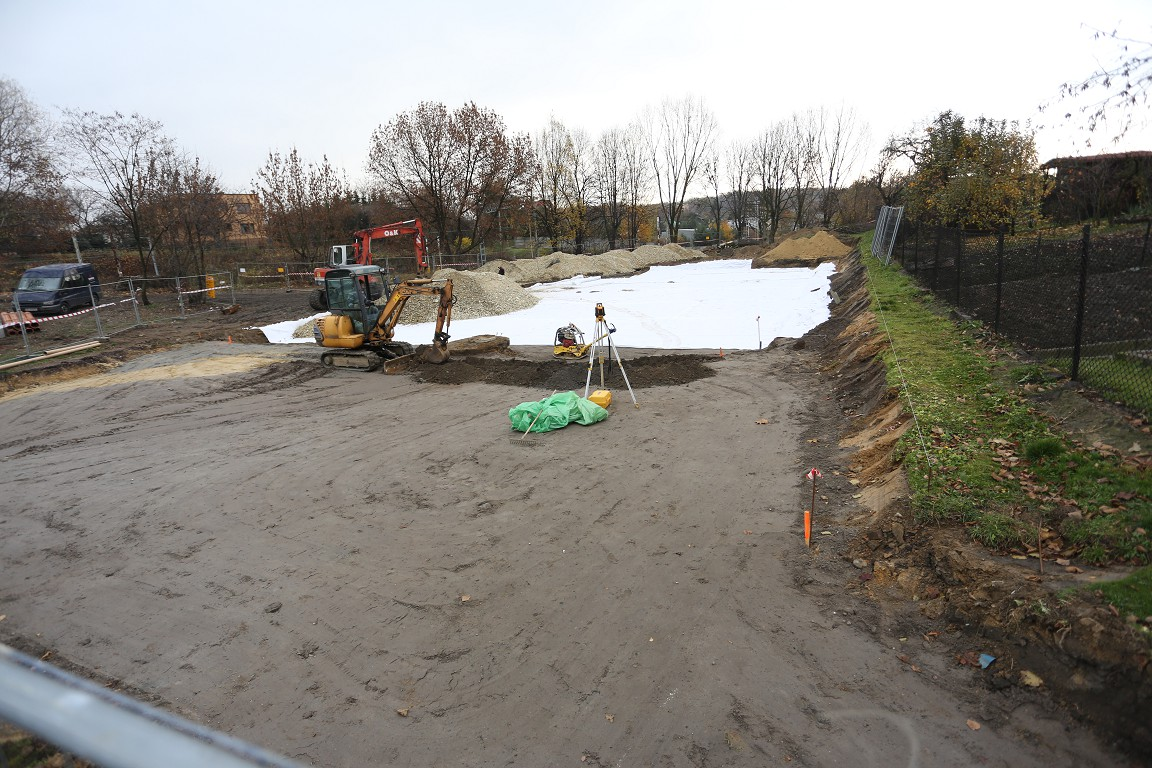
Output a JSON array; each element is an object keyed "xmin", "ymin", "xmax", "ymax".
[
  {"xmin": 478, "ymin": 242, "xmax": 704, "ymax": 285},
  {"xmin": 398, "ymin": 268, "xmax": 539, "ymax": 324}
]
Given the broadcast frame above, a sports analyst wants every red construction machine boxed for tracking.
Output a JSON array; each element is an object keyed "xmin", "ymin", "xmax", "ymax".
[{"xmin": 308, "ymin": 219, "xmax": 430, "ymax": 311}]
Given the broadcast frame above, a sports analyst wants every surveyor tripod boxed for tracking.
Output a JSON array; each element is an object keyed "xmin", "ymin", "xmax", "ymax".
[{"xmin": 583, "ymin": 303, "xmax": 638, "ymax": 407}]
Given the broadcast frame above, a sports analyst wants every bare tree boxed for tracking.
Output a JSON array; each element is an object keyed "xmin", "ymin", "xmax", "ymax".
[
  {"xmin": 1, "ymin": 79, "xmax": 68, "ymax": 251},
  {"xmin": 61, "ymin": 110, "xmax": 176, "ymax": 289},
  {"xmin": 1045, "ymin": 28, "xmax": 1152, "ymax": 147},
  {"xmin": 645, "ymin": 96, "xmax": 717, "ymax": 243},
  {"xmin": 534, "ymin": 118, "xmax": 570, "ymax": 253},
  {"xmin": 753, "ymin": 121, "xmax": 792, "ymax": 244},
  {"xmin": 368, "ymin": 102, "xmax": 533, "ymax": 255},
  {"xmin": 867, "ymin": 146, "xmax": 909, "ymax": 208},
  {"xmin": 703, "ymin": 152, "xmax": 723, "ymax": 244},
  {"xmin": 593, "ymin": 127, "xmax": 627, "ymax": 249},
  {"xmin": 813, "ymin": 105, "xmax": 869, "ymax": 226},
  {"xmin": 725, "ymin": 140, "xmax": 756, "ymax": 241},
  {"xmin": 564, "ymin": 126, "xmax": 595, "ymax": 254},
  {"xmin": 787, "ymin": 111, "xmax": 820, "ymax": 230},
  {"xmin": 620, "ymin": 123, "xmax": 651, "ymax": 247},
  {"xmin": 254, "ymin": 148, "xmax": 350, "ymax": 263},
  {"xmin": 147, "ymin": 155, "xmax": 228, "ymax": 284}
]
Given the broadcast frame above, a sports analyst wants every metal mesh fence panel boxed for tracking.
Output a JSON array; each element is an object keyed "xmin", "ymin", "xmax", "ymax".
[
  {"xmin": 1, "ymin": 273, "xmax": 240, "ymax": 367},
  {"xmin": 873, "ymin": 206, "xmax": 903, "ymax": 265},
  {"xmin": 893, "ymin": 222, "xmax": 1151, "ymax": 418}
]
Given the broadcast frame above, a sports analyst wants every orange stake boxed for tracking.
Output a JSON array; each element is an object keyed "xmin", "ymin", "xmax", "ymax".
[{"xmin": 804, "ymin": 467, "xmax": 822, "ymax": 548}]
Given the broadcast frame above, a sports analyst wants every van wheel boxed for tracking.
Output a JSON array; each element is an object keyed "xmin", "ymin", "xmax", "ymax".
[{"xmin": 58, "ymin": 302, "xmax": 69, "ymax": 314}]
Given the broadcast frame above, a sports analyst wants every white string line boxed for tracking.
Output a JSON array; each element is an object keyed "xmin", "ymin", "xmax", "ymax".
[{"xmin": 864, "ymin": 254, "xmax": 935, "ymax": 482}]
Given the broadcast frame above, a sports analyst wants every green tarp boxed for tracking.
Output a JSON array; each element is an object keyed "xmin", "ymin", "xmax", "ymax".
[{"xmin": 509, "ymin": 391, "xmax": 608, "ymax": 433}]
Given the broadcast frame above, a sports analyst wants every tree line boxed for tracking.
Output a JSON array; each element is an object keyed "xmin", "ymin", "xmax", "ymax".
[
  {"xmin": 4, "ymin": 42, "xmax": 1145, "ymax": 280},
  {"xmin": 1, "ymin": 80, "xmax": 880, "ymax": 274}
]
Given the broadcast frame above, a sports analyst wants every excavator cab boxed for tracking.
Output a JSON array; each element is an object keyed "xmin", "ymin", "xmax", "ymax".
[{"xmin": 324, "ymin": 268, "xmax": 385, "ymax": 334}]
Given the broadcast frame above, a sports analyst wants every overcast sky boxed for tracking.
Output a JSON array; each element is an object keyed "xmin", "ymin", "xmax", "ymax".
[{"xmin": 2, "ymin": 0, "xmax": 1150, "ymax": 193}]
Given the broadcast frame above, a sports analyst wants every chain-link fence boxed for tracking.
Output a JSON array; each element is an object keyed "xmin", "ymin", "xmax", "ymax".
[
  {"xmin": 891, "ymin": 222, "xmax": 1152, "ymax": 418},
  {"xmin": 2, "ymin": 272, "xmax": 236, "ymax": 367},
  {"xmin": 234, "ymin": 263, "xmax": 316, "ymax": 290}
]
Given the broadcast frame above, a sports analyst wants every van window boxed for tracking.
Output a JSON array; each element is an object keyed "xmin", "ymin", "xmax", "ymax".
[{"xmin": 18, "ymin": 274, "xmax": 61, "ymax": 290}]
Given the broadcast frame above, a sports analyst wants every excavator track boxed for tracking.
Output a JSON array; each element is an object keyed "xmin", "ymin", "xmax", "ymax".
[
  {"xmin": 319, "ymin": 342, "xmax": 424, "ymax": 374},
  {"xmin": 319, "ymin": 350, "xmax": 386, "ymax": 372}
]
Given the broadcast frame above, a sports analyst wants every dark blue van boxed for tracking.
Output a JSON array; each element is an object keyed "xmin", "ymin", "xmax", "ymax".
[{"xmin": 13, "ymin": 263, "xmax": 101, "ymax": 315}]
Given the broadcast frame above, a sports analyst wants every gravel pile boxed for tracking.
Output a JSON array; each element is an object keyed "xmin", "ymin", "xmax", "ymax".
[
  {"xmin": 478, "ymin": 243, "xmax": 705, "ymax": 285},
  {"xmin": 399, "ymin": 268, "xmax": 539, "ymax": 324}
]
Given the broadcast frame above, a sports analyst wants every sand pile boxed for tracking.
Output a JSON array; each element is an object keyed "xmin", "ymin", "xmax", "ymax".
[
  {"xmin": 751, "ymin": 230, "xmax": 854, "ymax": 268},
  {"xmin": 478, "ymin": 243, "xmax": 705, "ymax": 285}
]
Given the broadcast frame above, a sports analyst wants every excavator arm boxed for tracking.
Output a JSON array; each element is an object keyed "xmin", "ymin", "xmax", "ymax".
[
  {"xmin": 366, "ymin": 279, "xmax": 454, "ymax": 362},
  {"xmin": 351, "ymin": 219, "xmax": 429, "ymax": 275}
]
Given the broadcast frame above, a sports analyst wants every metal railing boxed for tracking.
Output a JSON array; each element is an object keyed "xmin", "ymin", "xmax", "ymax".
[{"xmin": 0, "ymin": 643, "xmax": 305, "ymax": 768}]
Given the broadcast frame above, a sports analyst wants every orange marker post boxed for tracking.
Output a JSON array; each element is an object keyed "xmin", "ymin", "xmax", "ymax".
[{"xmin": 805, "ymin": 467, "xmax": 822, "ymax": 547}]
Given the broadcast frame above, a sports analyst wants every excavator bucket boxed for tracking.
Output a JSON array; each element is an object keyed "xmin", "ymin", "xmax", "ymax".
[
  {"xmin": 421, "ymin": 343, "xmax": 450, "ymax": 365},
  {"xmin": 379, "ymin": 342, "xmax": 448, "ymax": 374}
]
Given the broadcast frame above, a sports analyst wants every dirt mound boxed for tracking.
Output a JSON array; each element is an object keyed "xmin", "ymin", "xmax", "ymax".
[
  {"xmin": 752, "ymin": 230, "xmax": 854, "ymax": 269},
  {"xmin": 408, "ymin": 353, "xmax": 716, "ymax": 390}
]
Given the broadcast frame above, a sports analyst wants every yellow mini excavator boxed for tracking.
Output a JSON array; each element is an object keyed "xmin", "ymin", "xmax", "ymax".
[{"xmin": 313, "ymin": 264, "xmax": 454, "ymax": 372}]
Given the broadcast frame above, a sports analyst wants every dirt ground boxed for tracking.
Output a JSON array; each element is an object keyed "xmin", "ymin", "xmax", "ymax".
[{"xmin": 0, "ymin": 266, "xmax": 1148, "ymax": 767}]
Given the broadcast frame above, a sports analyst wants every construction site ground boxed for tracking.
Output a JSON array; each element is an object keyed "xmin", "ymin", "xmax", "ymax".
[{"xmin": 0, "ymin": 260, "xmax": 1148, "ymax": 767}]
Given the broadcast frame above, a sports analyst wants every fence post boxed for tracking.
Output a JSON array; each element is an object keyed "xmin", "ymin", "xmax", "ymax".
[
  {"xmin": 228, "ymin": 273, "xmax": 237, "ymax": 306},
  {"xmin": 128, "ymin": 278, "xmax": 143, "ymax": 325},
  {"xmin": 1070, "ymin": 225, "xmax": 1091, "ymax": 381},
  {"xmin": 87, "ymin": 282, "xmax": 106, "ymax": 339},
  {"xmin": 954, "ymin": 230, "xmax": 963, "ymax": 308},
  {"xmin": 932, "ymin": 228, "xmax": 941, "ymax": 290},
  {"xmin": 12, "ymin": 293, "xmax": 32, "ymax": 355},
  {"xmin": 283, "ymin": 266, "xmax": 290, "ymax": 290},
  {"xmin": 913, "ymin": 227, "xmax": 920, "ymax": 275},
  {"xmin": 175, "ymin": 277, "xmax": 186, "ymax": 318},
  {"xmin": 1142, "ymin": 219, "xmax": 1150, "ymax": 265},
  {"xmin": 994, "ymin": 229, "xmax": 1005, "ymax": 333}
]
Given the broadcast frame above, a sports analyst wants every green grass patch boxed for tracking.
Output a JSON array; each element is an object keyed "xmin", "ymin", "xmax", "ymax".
[
  {"xmin": 860, "ymin": 230, "xmax": 1152, "ymax": 589},
  {"xmin": 1094, "ymin": 566, "xmax": 1152, "ymax": 619}
]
